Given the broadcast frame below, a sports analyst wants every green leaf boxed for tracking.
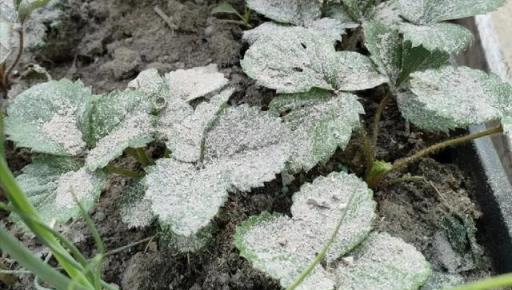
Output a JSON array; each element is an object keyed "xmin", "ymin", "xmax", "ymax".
[
  {"xmin": 342, "ymin": 0, "xmax": 373, "ymax": 19},
  {"xmin": 335, "ymin": 232, "xmax": 431, "ymax": 290},
  {"xmin": 242, "ymin": 27, "xmax": 386, "ymax": 93},
  {"xmin": 12, "ymin": 156, "xmax": 105, "ymax": 227},
  {"xmin": 165, "ymin": 64, "xmax": 229, "ymax": 102},
  {"xmin": 270, "ymin": 90, "xmax": 363, "ymax": 173},
  {"xmin": 235, "ymin": 172, "xmax": 376, "ymax": 289},
  {"xmin": 145, "ymin": 105, "xmax": 291, "ymax": 251},
  {"xmin": 363, "ymin": 21, "xmax": 402, "ymax": 84},
  {"xmin": 398, "ymin": 0, "xmax": 506, "ymax": 24},
  {"xmin": 398, "ymin": 66, "xmax": 508, "ymax": 131},
  {"xmin": 245, "ymin": 0, "xmax": 322, "ymax": 25},
  {"xmin": 400, "ymin": 22, "xmax": 473, "ymax": 55},
  {"xmin": 399, "ymin": 41, "xmax": 449, "ymax": 84},
  {"xmin": 5, "ymin": 80, "xmax": 92, "ymax": 156},
  {"xmin": 84, "ymin": 89, "xmax": 154, "ymax": 171},
  {"xmin": 17, "ymin": 0, "xmax": 50, "ymax": 21},
  {"xmin": 211, "ymin": 2, "xmax": 240, "ymax": 15},
  {"xmin": 120, "ymin": 180, "xmax": 154, "ymax": 229},
  {"xmin": 166, "ymin": 88, "xmax": 233, "ymax": 163}
]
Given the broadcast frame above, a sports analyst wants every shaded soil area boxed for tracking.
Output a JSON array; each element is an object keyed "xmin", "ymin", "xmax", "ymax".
[{"xmin": 1, "ymin": 0, "xmax": 495, "ymax": 289}]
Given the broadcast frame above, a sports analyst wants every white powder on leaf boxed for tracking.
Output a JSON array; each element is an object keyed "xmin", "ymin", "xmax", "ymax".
[
  {"xmin": 55, "ymin": 168, "xmax": 95, "ymax": 210},
  {"xmin": 41, "ymin": 113, "xmax": 86, "ymax": 155}
]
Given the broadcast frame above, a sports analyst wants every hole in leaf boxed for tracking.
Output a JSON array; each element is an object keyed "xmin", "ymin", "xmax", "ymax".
[
  {"xmin": 300, "ymin": 43, "xmax": 307, "ymax": 49},
  {"xmin": 293, "ymin": 67, "xmax": 303, "ymax": 72}
]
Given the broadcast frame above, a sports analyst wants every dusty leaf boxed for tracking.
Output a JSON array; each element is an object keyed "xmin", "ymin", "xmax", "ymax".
[
  {"xmin": 235, "ymin": 172, "xmax": 376, "ymax": 289},
  {"xmin": 0, "ymin": 0, "xmax": 15, "ymax": 64},
  {"xmin": 6, "ymin": 79, "xmax": 92, "ymax": 156},
  {"xmin": 342, "ymin": 0, "xmax": 373, "ymax": 19},
  {"xmin": 85, "ymin": 89, "xmax": 154, "ymax": 171},
  {"xmin": 363, "ymin": 21, "xmax": 402, "ymax": 84},
  {"xmin": 324, "ymin": 1, "xmax": 357, "ymax": 24},
  {"xmin": 270, "ymin": 90, "xmax": 363, "ymax": 173},
  {"xmin": 245, "ymin": 0, "xmax": 322, "ymax": 25},
  {"xmin": 120, "ymin": 179, "xmax": 154, "ymax": 229},
  {"xmin": 13, "ymin": 156, "xmax": 105, "ymax": 227},
  {"xmin": 332, "ymin": 51, "xmax": 388, "ymax": 91},
  {"xmin": 400, "ymin": 22, "xmax": 473, "ymax": 54},
  {"xmin": 16, "ymin": 0, "xmax": 50, "ymax": 21},
  {"xmin": 242, "ymin": 28, "xmax": 338, "ymax": 93},
  {"xmin": 371, "ymin": 0, "xmax": 402, "ymax": 27},
  {"xmin": 243, "ymin": 18, "xmax": 352, "ymax": 46},
  {"xmin": 398, "ymin": 0, "xmax": 505, "ymax": 24},
  {"xmin": 167, "ymin": 88, "xmax": 233, "ymax": 163},
  {"xmin": 145, "ymin": 105, "xmax": 291, "ymax": 251},
  {"xmin": 335, "ymin": 232, "xmax": 431, "ymax": 290},
  {"xmin": 242, "ymin": 27, "xmax": 385, "ymax": 93},
  {"xmin": 128, "ymin": 68, "xmax": 170, "ymax": 110},
  {"xmin": 165, "ymin": 64, "xmax": 228, "ymax": 102},
  {"xmin": 203, "ymin": 105, "xmax": 291, "ymax": 191},
  {"xmin": 398, "ymin": 66, "xmax": 507, "ymax": 131}
]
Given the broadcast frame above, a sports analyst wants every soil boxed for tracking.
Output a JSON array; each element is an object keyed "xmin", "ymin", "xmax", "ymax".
[{"xmin": 0, "ymin": 0, "xmax": 495, "ymax": 289}]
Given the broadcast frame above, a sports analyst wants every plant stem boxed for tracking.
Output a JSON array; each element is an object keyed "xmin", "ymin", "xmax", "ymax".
[
  {"xmin": 2, "ymin": 28, "xmax": 24, "ymax": 95},
  {"xmin": 105, "ymin": 165, "xmax": 143, "ymax": 178},
  {"xmin": 368, "ymin": 125, "xmax": 503, "ymax": 188},
  {"xmin": 358, "ymin": 129, "xmax": 375, "ymax": 177},
  {"xmin": 370, "ymin": 93, "xmax": 390, "ymax": 150},
  {"xmin": 285, "ymin": 194, "xmax": 355, "ymax": 290},
  {"xmin": 447, "ymin": 273, "xmax": 512, "ymax": 290},
  {"xmin": 126, "ymin": 148, "xmax": 152, "ymax": 167}
]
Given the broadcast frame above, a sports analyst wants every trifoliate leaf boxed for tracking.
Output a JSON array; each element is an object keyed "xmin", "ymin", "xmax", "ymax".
[
  {"xmin": 332, "ymin": 51, "xmax": 388, "ymax": 91},
  {"xmin": 6, "ymin": 79, "xmax": 92, "ymax": 156},
  {"xmin": 167, "ymin": 88, "xmax": 233, "ymax": 163},
  {"xmin": 242, "ymin": 27, "xmax": 385, "ymax": 93},
  {"xmin": 335, "ymin": 232, "xmax": 431, "ymax": 290},
  {"xmin": 145, "ymin": 105, "xmax": 291, "ymax": 251},
  {"xmin": 243, "ymin": 19, "xmax": 352, "ymax": 46},
  {"xmin": 128, "ymin": 68, "xmax": 170, "ymax": 110},
  {"xmin": 235, "ymin": 172, "xmax": 376, "ymax": 289},
  {"xmin": 363, "ymin": 21, "xmax": 402, "ymax": 84},
  {"xmin": 400, "ymin": 22, "xmax": 473, "ymax": 55},
  {"xmin": 241, "ymin": 28, "xmax": 338, "ymax": 94},
  {"xmin": 270, "ymin": 90, "xmax": 363, "ymax": 173},
  {"xmin": 398, "ymin": 0, "xmax": 506, "ymax": 25},
  {"xmin": 14, "ymin": 156, "xmax": 105, "ymax": 227},
  {"xmin": 85, "ymin": 90, "xmax": 154, "ymax": 171},
  {"xmin": 398, "ymin": 66, "xmax": 507, "ymax": 131},
  {"xmin": 245, "ymin": 0, "xmax": 322, "ymax": 25},
  {"xmin": 165, "ymin": 64, "xmax": 228, "ymax": 102},
  {"xmin": 120, "ymin": 180, "xmax": 154, "ymax": 229}
]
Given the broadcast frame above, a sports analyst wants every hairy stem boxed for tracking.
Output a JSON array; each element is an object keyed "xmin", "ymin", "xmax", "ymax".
[
  {"xmin": 2, "ymin": 28, "xmax": 24, "ymax": 96},
  {"xmin": 126, "ymin": 148, "xmax": 153, "ymax": 167},
  {"xmin": 368, "ymin": 125, "xmax": 503, "ymax": 188},
  {"xmin": 358, "ymin": 129, "xmax": 375, "ymax": 178},
  {"xmin": 370, "ymin": 93, "xmax": 390, "ymax": 150},
  {"xmin": 286, "ymin": 193, "xmax": 355, "ymax": 290}
]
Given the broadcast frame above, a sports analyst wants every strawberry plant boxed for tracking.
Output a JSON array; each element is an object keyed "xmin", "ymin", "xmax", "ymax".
[{"xmin": 2, "ymin": 0, "xmax": 512, "ymax": 289}]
